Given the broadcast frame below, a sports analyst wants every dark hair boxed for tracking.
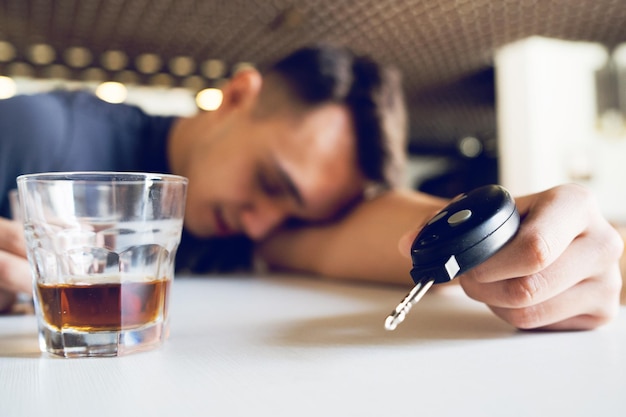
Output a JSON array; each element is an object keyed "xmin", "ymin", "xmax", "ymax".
[{"xmin": 263, "ymin": 45, "xmax": 407, "ymax": 190}]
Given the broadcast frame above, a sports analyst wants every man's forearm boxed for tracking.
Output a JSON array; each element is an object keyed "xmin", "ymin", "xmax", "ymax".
[{"xmin": 257, "ymin": 189, "xmax": 447, "ymax": 285}]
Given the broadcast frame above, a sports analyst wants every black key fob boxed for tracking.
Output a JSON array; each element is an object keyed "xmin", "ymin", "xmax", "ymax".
[{"xmin": 410, "ymin": 184, "xmax": 520, "ymax": 285}]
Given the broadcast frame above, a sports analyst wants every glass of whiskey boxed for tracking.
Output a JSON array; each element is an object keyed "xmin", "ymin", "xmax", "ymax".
[{"xmin": 17, "ymin": 172, "xmax": 187, "ymax": 357}]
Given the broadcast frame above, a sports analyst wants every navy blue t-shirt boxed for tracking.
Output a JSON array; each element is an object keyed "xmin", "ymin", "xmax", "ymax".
[
  {"xmin": 0, "ymin": 89, "xmax": 172, "ymax": 216},
  {"xmin": 0, "ymin": 90, "xmax": 253, "ymax": 273}
]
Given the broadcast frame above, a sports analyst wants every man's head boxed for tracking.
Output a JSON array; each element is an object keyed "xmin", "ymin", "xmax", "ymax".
[
  {"xmin": 176, "ymin": 45, "xmax": 407, "ymax": 240},
  {"xmin": 258, "ymin": 45, "xmax": 407, "ymax": 189}
]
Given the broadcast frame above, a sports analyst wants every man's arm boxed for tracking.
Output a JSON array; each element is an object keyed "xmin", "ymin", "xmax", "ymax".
[
  {"xmin": 257, "ymin": 189, "xmax": 446, "ymax": 285},
  {"xmin": 259, "ymin": 184, "xmax": 624, "ymax": 331}
]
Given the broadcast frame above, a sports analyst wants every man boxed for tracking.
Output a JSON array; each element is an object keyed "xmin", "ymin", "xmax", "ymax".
[{"xmin": 0, "ymin": 45, "xmax": 623, "ymax": 330}]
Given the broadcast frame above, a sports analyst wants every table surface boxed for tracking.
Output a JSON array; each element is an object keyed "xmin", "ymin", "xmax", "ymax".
[{"xmin": 1, "ymin": 274, "xmax": 625, "ymax": 417}]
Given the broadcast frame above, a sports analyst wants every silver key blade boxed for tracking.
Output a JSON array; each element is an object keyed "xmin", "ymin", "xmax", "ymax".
[{"xmin": 384, "ymin": 279, "xmax": 435, "ymax": 331}]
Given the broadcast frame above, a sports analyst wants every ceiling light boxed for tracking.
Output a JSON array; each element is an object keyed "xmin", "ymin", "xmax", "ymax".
[
  {"xmin": 43, "ymin": 64, "xmax": 71, "ymax": 79},
  {"xmin": 0, "ymin": 76, "xmax": 17, "ymax": 99},
  {"xmin": 81, "ymin": 67, "xmax": 107, "ymax": 82},
  {"xmin": 181, "ymin": 75, "xmax": 206, "ymax": 91},
  {"xmin": 202, "ymin": 59, "xmax": 226, "ymax": 79},
  {"xmin": 95, "ymin": 81, "xmax": 127, "ymax": 104},
  {"xmin": 6, "ymin": 62, "xmax": 34, "ymax": 77},
  {"xmin": 232, "ymin": 62, "xmax": 255, "ymax": 74},
  {"xmin": 64, "ymin": 46, "xmax": 93, "ymax": 68},
  {"xmin": 0, "ymin": 41, "xmax": 16, "ymax": 62},
  {"xmin": 101, "ymin": 50, "xmax": 129, "ymax": 71},
  {"xmin": 149, "ymin": 73, "xmax": 174, "ymax": 87},
  {"xmin": 169, "ymin": 56, "xmax": 196, "ymax": 76},
  {"xmin": 114, "ymin": 70, "xmax": 139, "ymax": 85},
  {"xmin": 458, "ymin": 136, "xmax": 483, "ymax": 158},
  {"xmin": 196, "ymin": 88, "xmax": 223, "ymax": 111},
  {"xmin": 28, "ymin": 43, "xmax": 56, "ymax": 65},
  {"xmin": 136, "ymin": 53, "xmax": 162, "ymax": 74}
]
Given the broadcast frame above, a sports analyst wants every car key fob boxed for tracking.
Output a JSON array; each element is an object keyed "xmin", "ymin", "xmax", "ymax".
[
  {"xmin": 410, "ymin": 184, "xmax": 520, "ymax": 285},
  {"xmin": 385, "ymin": 184, "xmax": 520, "ymax": 330}
]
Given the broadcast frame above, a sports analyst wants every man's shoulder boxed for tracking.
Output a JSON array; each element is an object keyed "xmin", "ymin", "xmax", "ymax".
[
  {"xmin": 0, "ymin": 91, "xmax": 72, "ymax": 145},
  {"xmin": 0, "ymin": 90, "xmax": 146, "ymax": 122},
  {"xmin": 0, "ymin": 89, "xmax": 99, "ymax": 113}
]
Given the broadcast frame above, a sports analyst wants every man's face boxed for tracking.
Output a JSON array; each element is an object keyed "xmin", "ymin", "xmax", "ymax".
[{"xmin": 182, "ymin": 103, "xmax": 366, "ymax": 240}]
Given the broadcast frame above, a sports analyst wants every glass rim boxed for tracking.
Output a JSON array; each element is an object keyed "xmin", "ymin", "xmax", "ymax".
[{"xmin": 16, "ymin": 171, "xmax": 188, "ymax": 184}]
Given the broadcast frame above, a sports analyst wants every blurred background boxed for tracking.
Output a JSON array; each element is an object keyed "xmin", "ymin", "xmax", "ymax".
[{"xmin": 1, "ymin": 0, "xmax": 625, "ymax": 224}]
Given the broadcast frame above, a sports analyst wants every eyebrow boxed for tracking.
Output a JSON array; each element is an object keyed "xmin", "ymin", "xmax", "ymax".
[{"xmin": 270, "ymin": 156, "xmax": 305, "ymax": 208}]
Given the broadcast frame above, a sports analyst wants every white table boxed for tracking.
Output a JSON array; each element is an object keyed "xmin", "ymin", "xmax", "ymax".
[{"xmin": 1, "ymin": 274, "xmax": 625, "ymax": 417}]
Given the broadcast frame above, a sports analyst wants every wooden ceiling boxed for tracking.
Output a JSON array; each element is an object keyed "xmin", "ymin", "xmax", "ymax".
[{"xmin": 1, "ymin": 0, "xmax": 625, "ymax": 152}]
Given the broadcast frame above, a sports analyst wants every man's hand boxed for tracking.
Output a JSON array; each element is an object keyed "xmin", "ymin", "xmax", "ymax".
[
  {"xmin": 399, "ymin": 183, "xmax": 624, "ymax": 331},
  {"xmin": 0, "ymin": 217, "xmax": 32, "ymax": 312}
]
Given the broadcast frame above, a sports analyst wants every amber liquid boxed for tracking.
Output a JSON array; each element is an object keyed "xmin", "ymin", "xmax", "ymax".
[{"xmin": 36, "ymin": 278, "xmax": 170, "ymax": 331}]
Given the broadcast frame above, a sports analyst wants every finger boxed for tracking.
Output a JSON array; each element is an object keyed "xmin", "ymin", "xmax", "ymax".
[
  {"xmin": 487, "ymin": 265, "xmax": 622, "ymax": 330},
  {"xmin": 0, "ymin": 250, "xmax": 33, "ymax": 294},
  {"xmin": 0, "ymin": 290, "xmax": 17, "ymax": 313},
  {"xmin": 460, "ymin": 220, "xmax": 623, "ymax": 308},
  {"xmin": 0, "ymin": 217, "xmax": 27, "ymax": 257},
  {"xmin": 465, "ymin": 184, "xmax": 600, "ymax": 283}
]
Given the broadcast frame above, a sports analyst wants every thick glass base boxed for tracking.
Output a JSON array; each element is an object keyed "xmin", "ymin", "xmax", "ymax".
[{"xmin": 38, "ymin": 321, "xmax": 169, "ymax": 358}]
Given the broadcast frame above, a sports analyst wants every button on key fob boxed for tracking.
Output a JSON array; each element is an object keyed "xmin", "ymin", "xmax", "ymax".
[{"xmin": 384, "ymin": 184, "xmax": 520, "ymax": 330}]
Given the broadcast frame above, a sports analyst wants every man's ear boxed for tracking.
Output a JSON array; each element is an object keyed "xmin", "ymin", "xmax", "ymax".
[{"xmin": 219, "ymin": 69, "xmax": 263, "ymax": 112}]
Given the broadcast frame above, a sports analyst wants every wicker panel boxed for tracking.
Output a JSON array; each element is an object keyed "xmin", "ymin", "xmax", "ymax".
[{"xmin": 1, "ymin": 0, "xmax": 625, "ymax": 148}]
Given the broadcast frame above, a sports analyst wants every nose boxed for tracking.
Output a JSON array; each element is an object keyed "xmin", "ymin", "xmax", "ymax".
[{"xmin": 239, "ymin": 199, "xmax": 289, "ymax": 240}]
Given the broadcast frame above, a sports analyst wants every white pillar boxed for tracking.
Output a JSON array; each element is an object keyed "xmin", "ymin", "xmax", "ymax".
[{"xmin": 495, "ymin": 36, "xmax": 608, "ymax": 196}]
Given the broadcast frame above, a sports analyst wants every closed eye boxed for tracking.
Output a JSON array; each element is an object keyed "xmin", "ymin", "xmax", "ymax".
[
  {"xmin": 257, "ymin": 168, "xmax": 286, "ymax": 198},
  {"xmin": 256, "ymin": 157, "xmax": 305, "ymax": 208}
]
